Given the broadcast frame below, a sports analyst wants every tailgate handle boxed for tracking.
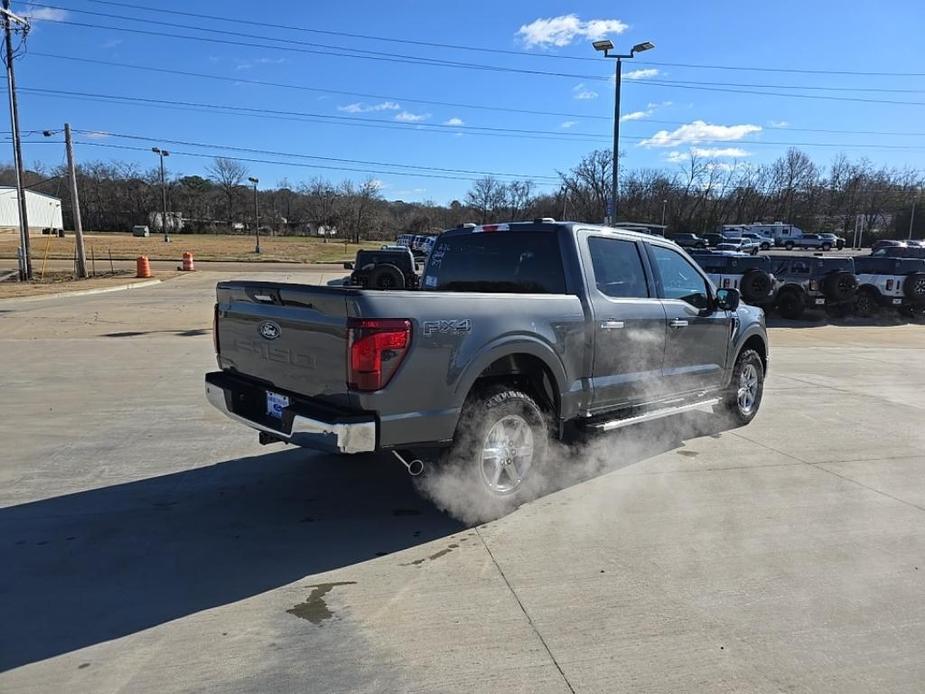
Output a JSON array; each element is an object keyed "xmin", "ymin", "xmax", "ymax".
[{"xmin": 246, "ymin": 287, "xmax": 281, "ymax": 304}]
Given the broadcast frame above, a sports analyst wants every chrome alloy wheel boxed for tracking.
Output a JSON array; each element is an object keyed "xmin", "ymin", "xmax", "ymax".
[
  {"xmin": 737, "ymin": 363, "xmax": 760, "ymax": 415},
  {"xmin": 479, "ymin": 414, "xmax": 534, "ymax": 495}
]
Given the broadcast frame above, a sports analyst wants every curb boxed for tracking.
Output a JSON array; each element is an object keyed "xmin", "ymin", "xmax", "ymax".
[{"xmin": 0, "ymin": 278, "xmax": 163, "ymax": 304}]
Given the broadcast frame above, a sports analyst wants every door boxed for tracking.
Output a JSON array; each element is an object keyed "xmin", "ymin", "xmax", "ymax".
[
  {"xmin": 582, "ymin": 234, "xmax": 667, "ymax": 411},
  {"xmin": 647, "ymin": 244, "xmax": 732, "ymax": 395}
]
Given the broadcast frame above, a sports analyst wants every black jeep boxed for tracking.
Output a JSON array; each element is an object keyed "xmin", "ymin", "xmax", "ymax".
[
  {"xmin": 770, "ymin": 256, "xmax": 857, "ymax": 319},
  {"xmin": 689, "ymin": 251, "xmax": 775, "ymax": 307},
  {"xmin": 343, "ymin": 247, "xmax": 420, "ymax": 290}
]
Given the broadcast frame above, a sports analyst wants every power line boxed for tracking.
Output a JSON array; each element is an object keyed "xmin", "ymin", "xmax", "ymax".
[
  {"xmin": 71, "ymin": 0, "xmax": 925, "ymax": 78},
  {"xmin": 31, "ymin": 52, "xmax": 613, "ymax": 121},
  {"xmin": 68, "ymin": 128, "xmax": 562, "ymax": 181},
  {"xmin": 22, "ymin": 87, "xmax": 925, "ymax": 152},
  {"xmin": 53, "ymin": 139, "xmax": 563, "ymax": 186},
  {"xmin": 639, "ymin": 80, "xmax": 925, "ymax": 107},
  {"xmin": 30, "ymin": 54, "xmax": 925, "ymax": 139},
  {"xmin": 44, "ymin": 18, "xmax": 612, "ymax": 81}
]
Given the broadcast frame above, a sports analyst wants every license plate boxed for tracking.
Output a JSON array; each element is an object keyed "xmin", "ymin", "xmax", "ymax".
[
  {"xmin": 266, "ymin": 390, "xmax": 290, "ymax": 419},
  {"xmin": 892, "ymin": 298, "xmax": 902, "ymax": 305},
  {"xmin": 814, "ymin": 298, "xmax": 825, "ymax": 305}
]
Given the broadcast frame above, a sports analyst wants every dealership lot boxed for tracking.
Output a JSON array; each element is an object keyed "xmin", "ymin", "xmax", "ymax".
[{"xmin": 2, "ymin": 273, "xmax": 925, "ymax": 693}]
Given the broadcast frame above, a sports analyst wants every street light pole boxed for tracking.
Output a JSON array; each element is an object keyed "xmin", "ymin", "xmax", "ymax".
[
  {"xmin": 592, "ymin": 38, "xmax": 655, "ymax": 226},
  {"xmin": 151, "ymin": 147, "xmax": 170, "ymax": 242},
  {"xmin": 248, "ymin": 176, "xmax": 260, "ymax": 254},
  {"xmin": 909, "ymin": 196, "xmax": 917, "ymax": 240},
  {"xmin": 661, "ymin": 199, "xmax": 668, "ymax": 227}
]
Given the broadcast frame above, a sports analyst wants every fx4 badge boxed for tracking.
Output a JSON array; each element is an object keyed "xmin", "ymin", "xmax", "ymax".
[{"xmin": 423, "ymin": 319, "xmax": 471, "ymax": 336}]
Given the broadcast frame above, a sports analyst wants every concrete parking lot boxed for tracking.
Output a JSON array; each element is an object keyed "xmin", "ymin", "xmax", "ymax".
[{"xmin": 2, "ymin": 273, "xmax": 924, "ymax": 693}]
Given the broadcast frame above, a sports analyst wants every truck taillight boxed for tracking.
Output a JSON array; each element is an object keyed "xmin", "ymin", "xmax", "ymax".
[
  {"xmin": 347, "ymin": 318, "xmax": 412, "ymax": 391},
  {"xmin": 213, "ymin": 304, "xmax": 220, "ymax": 354}
]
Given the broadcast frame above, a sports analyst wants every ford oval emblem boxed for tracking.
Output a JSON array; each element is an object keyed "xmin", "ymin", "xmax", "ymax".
[{"xmin": 258, "ymin": 321, "xmax": 281, "ymax": 340}]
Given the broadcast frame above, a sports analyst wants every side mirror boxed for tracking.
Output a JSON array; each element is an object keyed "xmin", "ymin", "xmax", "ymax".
[
  {"xmin": 715, "ymin": 287, "xmax": 740, "ymax": 311},
  {"xmin": 343, "ymin": 262, "xmax": 354, "ymax": 270}
]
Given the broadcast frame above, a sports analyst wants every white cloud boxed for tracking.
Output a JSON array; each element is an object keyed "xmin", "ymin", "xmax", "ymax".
[
  {"xmin": 624, "ymin": 68, "xmax": 660, "ymax": 80},
  {"xmin": 102, "ymin": 38, "xmax": 123, "ymax": 49},
  {"xmin": 572, "ymin": 83, "xmax": 599, "ymax": 100},
  {"xmin": 443, "ymin": 117, "xmax": 465, "ymax": 126},
  {"xmin": 84, "ymin": 131, "xmax": 111, "ymax": 140},
  {"xmin": 560, "ymin": 120, "xmax": 578, "ymax": 129},
  {"xmin": 640, "ymin": 120, "xmax": 762, "ymax": 147},
  {"xmin": 647, "ymin": 101, "xmax": 672, "ymax": 109},
  {"xmin": 621, "ymin": 110, "xmax": 650, "ymax": 122},
  {"xmin": 255, "ymin": 57, "xmax": 286, "ymax": 65},
  {"xmin": 23, "ymin": 7, "xmax": 67, "ymax": 21},
  {"xmin": 517, "ymin": 14, "xmax": 628, "ymax": 48},
  {"xmin": 768, "ymin": 120, "xmax": 790, "ymax": 128},
  {"xmin": 690, "ymin": 147, "xmax": 751, "ymax": 158},
  {"xmin": 395, "ymin": 111, "xmax": 431, "ymax": 123},
  {"xmin": 337, "ymin": 101, "xmax": 401, "ymax": 113}
]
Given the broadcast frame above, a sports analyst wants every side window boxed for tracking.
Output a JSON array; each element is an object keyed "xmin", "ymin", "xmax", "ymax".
[
  {"xmin": 587, "ymin": 237, "xmax": 649, "ymax": 298},
  {"xmin": 649, "ymin": 245, "xmax": 710, "ymax": 309}
]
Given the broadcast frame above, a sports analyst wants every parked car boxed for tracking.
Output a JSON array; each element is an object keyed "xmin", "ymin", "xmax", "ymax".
[
  {"xmin": 818, "ymin": 233, "xmax": 846, "ymax": 250},
  {"xmin": 871, "ymin": 239, "xmax": 906, "ymax": 253},
  {"xmin": 689, "ymin": 251, "xmax": 776, "ymax": 307},
  {"xmin": 206, "ymin": 220, "xmax": 768, "ymax": 510},
  {"xmin": 770, "ymin": 256, "xmax": 858, "ymax": 319},
  {"xmin": 702, "ymin": 233, "xmax": 725, "ymax": 247},
  {"xmin": 671, "ymin": 233, "xmax": 707, "ymax": 249},
  {"xmin": 853, "ymin": 256, "xmax": 925, "ymax": 318},
  {"xmin": 906, "ymin": 239, "xmax": 925, "ymax": 248},
  {"xmin": 871, "ymin": 245, "xmax": 925, "ymax": 259},
  {"xmin": 740, "ymin": 232, "xmax": 774, "ymax": 250},
  {"xmin": 783, "ymin": 234, "xmax": 835, "ymax": 251},
  {"xmin": 342, "ymin": 247, "xmax": 420, "ymax": 289},
  {"xmin": 132, "ymin": 225, "xmax": 150, "ymax": 238},
  {"xmin": 714, "ymin": 239, "xmax": 759, "ymax": 255}
]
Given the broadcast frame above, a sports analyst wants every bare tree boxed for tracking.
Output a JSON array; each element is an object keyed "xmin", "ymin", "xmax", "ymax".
[
  {"xmin": 465, "ymin": 176, "xmax": 507, "ymax": 223},
  {"xmin": 206, "ymin": 157, "xmax": 248, "ymax": 228}
]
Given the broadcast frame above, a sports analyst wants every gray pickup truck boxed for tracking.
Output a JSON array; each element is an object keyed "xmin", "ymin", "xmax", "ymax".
[{"xmin": 206, "ymin": 220, "xmax": 768, "ymax": 504}]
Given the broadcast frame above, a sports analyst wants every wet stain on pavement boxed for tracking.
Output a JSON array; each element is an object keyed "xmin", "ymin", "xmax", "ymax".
[
  {"xmin": 678, "ymin": 450, "xmax": 699, "ymax": 457},
  {"xmin": 401, "ymin": 543, "xmax": 460, "ymax": 567},
  {"xmin": 286, "ymin": 581, "xmax": 356, "ymax": 625}
]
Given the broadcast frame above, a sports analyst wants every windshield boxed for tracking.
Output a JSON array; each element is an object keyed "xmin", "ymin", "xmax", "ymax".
[{"xmin": 424, "ymin": 231, "xmax": 567, "ymax": 293}]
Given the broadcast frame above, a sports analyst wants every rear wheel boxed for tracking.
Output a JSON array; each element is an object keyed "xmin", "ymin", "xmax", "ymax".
[
  {"xmin": 855, "ymin": 289, "xmax": 880, "ymax": 317},
  {"xmin": 719, "ymin": 349, "xmax": 764, "ymax": 426},
  {"xmin": 777, "ymin": 290, "xmax": 805, "ymax": 319},
  {"xmin": 822, "ymin": 243, "xmax": 832, "ymax": 251},
  {"xmin": 785, "ymin": 241, "xmax": 795, "ymax": 250},
  {"xmin": 436, "ymin": 386, "xmax": 550, "ymax": 520}
]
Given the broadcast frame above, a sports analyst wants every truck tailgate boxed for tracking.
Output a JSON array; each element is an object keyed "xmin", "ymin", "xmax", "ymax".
[{"xmin": 215, "ymin": 281, "xmax": 350, "ymax": 402}]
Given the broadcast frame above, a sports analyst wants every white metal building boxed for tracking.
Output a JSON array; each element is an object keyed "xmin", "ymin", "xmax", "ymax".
[{"xmin": 0, "ymin": 187, "xmax": 64, "ymax": 231}]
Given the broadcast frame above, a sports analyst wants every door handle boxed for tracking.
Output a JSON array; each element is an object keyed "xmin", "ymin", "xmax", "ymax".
[
  {"xmin": 669, "ymin": 319, "xmax": 689, "ymax": 328},
  {"xmin": 600, "ymin": 320, "xmax": 625, "ymax": 330}
]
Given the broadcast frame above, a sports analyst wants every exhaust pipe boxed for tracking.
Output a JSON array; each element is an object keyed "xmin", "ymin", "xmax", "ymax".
[{"xmin": 392, "ymin": 450, "xmax": 425, "ymax": 477}]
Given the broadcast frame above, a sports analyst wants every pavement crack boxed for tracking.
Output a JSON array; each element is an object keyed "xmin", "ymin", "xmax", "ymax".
[
  {"xmin": 475, "ymin": 527, "xmax": 575, "ymax": 694},
  {"xmin": 811, "ymin": 464, "xmax": 925, "ymax": 514}
]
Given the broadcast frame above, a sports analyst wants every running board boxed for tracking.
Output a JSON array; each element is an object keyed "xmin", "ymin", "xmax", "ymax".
[{"xmin": 585, "ymin": 397, "xmax": 721, "ymax": 432}]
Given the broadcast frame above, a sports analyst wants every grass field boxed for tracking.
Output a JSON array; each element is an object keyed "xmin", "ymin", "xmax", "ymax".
[
  {"xmin": 0, "ymin": 270, "xmax": 181, "ymax": 299},
  {"xmin": 0, "ymin": 232, "xmax": 380, "ymax": 264}
]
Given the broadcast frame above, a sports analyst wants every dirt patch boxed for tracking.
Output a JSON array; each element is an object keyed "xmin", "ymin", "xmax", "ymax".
[
  {"xmin": 1, "ymin": 232, "xmax": 379, "ymax": 264},
  {"xmin": 0, "ymin": 270, "xmax": 179, "ymax": 299}
]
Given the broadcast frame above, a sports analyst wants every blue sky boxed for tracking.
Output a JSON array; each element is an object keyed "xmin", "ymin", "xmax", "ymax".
[{"xmin": 12, "ymin": 0, "xmax": 925, "ymax": 203}]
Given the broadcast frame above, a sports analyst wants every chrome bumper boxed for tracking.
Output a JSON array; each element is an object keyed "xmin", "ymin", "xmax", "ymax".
[{"xmin": 205, "ymin": 378, "xmax": 376, "ymax": 454}]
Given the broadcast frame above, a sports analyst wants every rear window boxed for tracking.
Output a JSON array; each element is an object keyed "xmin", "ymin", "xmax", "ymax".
[{"xmin": 423, "ymin": 231, "xmax": 567, "ymax": 293}]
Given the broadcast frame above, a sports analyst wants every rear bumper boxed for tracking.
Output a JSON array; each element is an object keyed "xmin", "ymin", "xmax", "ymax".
[{"xmin": 204, "ymin": 371, "xmax": 376, "ymax": 454}]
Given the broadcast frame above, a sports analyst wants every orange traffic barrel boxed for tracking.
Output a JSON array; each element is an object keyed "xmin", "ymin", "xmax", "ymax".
[
  {"xmin": 136, "ymin": 256, "xmax": 152, "ymax": 278},
  {"xmin": 181, "ymin": 251, "xmax": 196, "ymax": 271}
]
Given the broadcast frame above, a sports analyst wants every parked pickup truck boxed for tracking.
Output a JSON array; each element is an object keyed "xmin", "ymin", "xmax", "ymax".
[{"xmin": 205, "ymin": 220, "xmax": 769, "ymax": 507}]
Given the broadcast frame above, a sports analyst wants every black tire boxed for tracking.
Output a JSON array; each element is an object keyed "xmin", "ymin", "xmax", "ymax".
[
  {"xmin": 855, "ymin": 289, "xmax": 880, "ymax": 317},
  {"xmin": 777, "ymin": 290, "xmax": 805, "ymax": 319},
  {"xmin": 739, "ymin": 269, "xmax": 773, "ymax": 304},
  {"xmin": 435, "ymin": 386, "xmax": 549, "ymax": 521},
  {"xmin": 760, "ymin": 243, "xmax": 771, "ymax": 251},
  {"xmin": 822, "ymin": 243, "xmax": 832, "ymax": 251},
  {"xmin": 367, "ymin": 263, "xmax": 406, "ymax": 290},
  {"xmin": 903, "ymin": 272, "xmax": 925, "ymax": 301},
  {"xmin": 784, "ymin": 241, "xmax": 795, "ymax": 251},
  {"xmin": 822, "ymin": 271, "xmax": 858, "ymax": 302},
  {"xmin": 719, "ymin": 349, "xmax": 764, "ymax": 426}
]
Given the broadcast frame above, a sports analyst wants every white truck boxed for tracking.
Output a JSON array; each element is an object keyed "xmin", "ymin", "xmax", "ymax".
[{"xmin": 724, "ymin": 223, "xmax": 806, "ymax": 247}]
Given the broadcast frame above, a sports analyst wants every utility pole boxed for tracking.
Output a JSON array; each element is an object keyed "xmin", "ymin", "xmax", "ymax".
[
  {"xmin": 248, "ymin": 176, "xmax": 261, "ymax": 253},
  {"xmin": 151, "ymin": 147, "xmax": 170, "ymax": 242},
  {"xmin": 63, "ymin": 124, "xmax": 88, "ymax": 278},
  {"xmin": 2, "ymin": 0, "xmax": 32, "ymax": 279}
]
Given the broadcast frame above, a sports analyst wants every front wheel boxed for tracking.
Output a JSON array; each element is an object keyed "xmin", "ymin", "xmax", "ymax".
[
  {"xmin": 433, "ymin": 386, "xmax": 549, "ymax": 521},
  {"xmin": 719, "ymin": 349, "xmax": 764, "ymax": 426},
  {"xmin": 785, "ymin": 241, "xmax": 795, "ymax": 250},
  {"xmin": 855, "ymin": 290, "xmax": 879, "ymax": 317}
]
